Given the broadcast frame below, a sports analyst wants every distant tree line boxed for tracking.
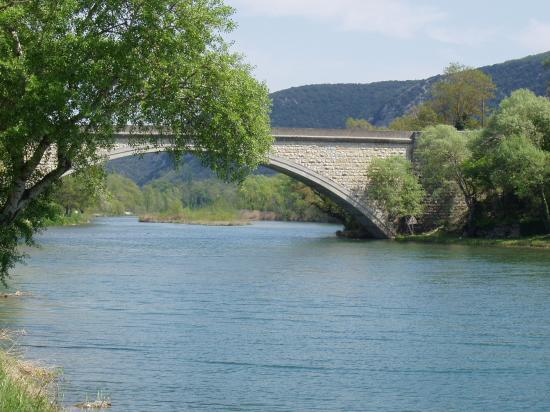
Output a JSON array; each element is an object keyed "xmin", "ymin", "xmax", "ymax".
[{"xmin": 51, "ymin": 172, "xmax": 336, "ymax": 224}]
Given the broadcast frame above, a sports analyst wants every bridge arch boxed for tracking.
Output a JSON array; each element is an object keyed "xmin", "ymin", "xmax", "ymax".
[
  {"xmin": 89, "ymin": 147, "xmax": 394, "ymax": 238},
  {"xmin": 61, "ymin": 128, "xmax": 415, "ymax": 238},
  {"xmin": 266, "ymin": 156, "xmax": 392, "ymax": 238}
]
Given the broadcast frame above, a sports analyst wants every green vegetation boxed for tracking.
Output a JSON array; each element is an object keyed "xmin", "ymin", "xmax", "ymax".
[
  {"xmin": 49, "ymin": 172, "xmax": 335, "ymax": 226},
  {"xmin": 347, "ymin": 64, "xmax": 496, "ymax": 132},
  {"xmin": 366, "ymin": 88, "xmax": 550, "ymax": 243},
  {"xmin": 140, "ymin": 206, "xmax": 244, "ymax": 226},
  {"xmin": 237, "ymin": 175, "xmax": 331, "ymax": 222},
  {"xmin": 366, "ymin": 157, "xmax": 425, "ymax": 233},
  {"xmin": 397, "ymin": 230, "xmax": 550, "ymax": 249},
  {"xmin": 50, "ymin": 169, "xmax": 103, "ymax": 217},
  {"xmin": 430, "ymin": 63, "xmax": 496, "ymax": 129},
  {"xmin": 0, "ymin": 350, "xmax": 58, "ymax": 412},
  {"xmin": 389, "ymin": 104, "xmax": 442, "ymax": 131},
  {"xmin": 345, "ymin": 117, "xmax": 376, "ymax": 130},
  {"xmin": 415, "ymin": 125, "xmax": 479, "ymax": 229},
  {"xmin": 0, "ymin": 0, "xmax": 272, "ymax": 284},
  {"xmin": 466, "ymin": 90, "xmax": 550, "ymax": 234},
  {"xmin": 43, "ymin": 211, "xmax": 91, "ymax": 227},
  {"xmin": 390, "ymin": 63, "xmax": 496, "ymax": 131},
  {"xmin": 270, "ymin": 51, "xmax": 550, "ymax": 129}
]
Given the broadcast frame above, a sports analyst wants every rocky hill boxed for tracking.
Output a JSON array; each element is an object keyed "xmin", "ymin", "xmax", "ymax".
[{"xmin": 270, "ymin": 51, "xmax": 550, "ymax": 128}]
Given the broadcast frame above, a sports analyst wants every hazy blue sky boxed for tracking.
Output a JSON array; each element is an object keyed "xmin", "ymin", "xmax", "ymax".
[{"xmin": 225, "ymin": 0, "xmax": 550, "ymax": 92}]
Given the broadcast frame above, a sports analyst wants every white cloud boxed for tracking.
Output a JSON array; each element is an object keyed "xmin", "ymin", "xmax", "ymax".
[
  {"xmin": 231, "ymin": 0, "xmax": 446, "ymax": 39},
  {"xmin": 518, "ymin": 19, "xmax": 550, "ymax": 53}
]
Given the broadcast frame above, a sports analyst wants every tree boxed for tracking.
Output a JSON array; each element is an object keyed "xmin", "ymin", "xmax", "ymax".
[
  {"xmin": 389, "ymin": 103, "xmax": 442, "ymax": 131},
  {"xmin": 472, "ymin": 90, "xmax": 550, "ymax": 231},
  {"xmin": 431, "ymin": 63, "xmax": 496, "ymax": 130},
  {"xmin": 415, "ymin": 125, "xmax": 479, "ymax": 230},
  {"xmin": 366, "ymin": 156, "xmax": 425, "ymax": 233},
  {"xmin": 346, "ymin": 117, "xmax": 375, "ymax": 130},
  {"xmin": 99, "ymin": 174, "xmax": 145, "ymax": 215},
  {"xmin": 488, "ymin": 135, "xmax": 550, "ymax": 231},
  {"xmin": 483, "ymin": 89, "xmax": 550, "ymax": 151},
  {"xmin": 0, "ymin": 1, "xmax": 272, "ymax": 284},
  {"xmin": 51, "ymin": 168, "xmax": 103, "ymax": 216}
]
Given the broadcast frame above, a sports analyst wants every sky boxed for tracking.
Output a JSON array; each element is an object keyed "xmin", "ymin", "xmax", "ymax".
[{"xmin": 225, "ymin": 0, "xmax": 550, "ymax": 92}]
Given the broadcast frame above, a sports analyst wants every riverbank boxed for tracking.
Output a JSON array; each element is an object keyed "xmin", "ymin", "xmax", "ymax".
[
  {"xmin": 43, "ymin": 212, "xmax": 92, "ymax": 227},
  {"xmin": 396, "ymin": 230, "xmax": 550, "ymax": 249},
  {"xmin": 139, "ymin": 209, "xmax": 337, "ymax": 226},
  {"xmin": 0, "ymin": 333, "xmax": 59, "ymax": 412},
  {"xmin": 140, "ymin": 214, "xmax": 250, "ymax": 226},
  {"xmin": 139, "ymin": 207, "xmax": 249, "ymax": 226}
]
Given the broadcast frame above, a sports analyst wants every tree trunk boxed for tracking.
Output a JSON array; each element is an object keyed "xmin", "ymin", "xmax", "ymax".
[{"xmin": 0, "ymin": 157, "xmax": 71, "ymax": 227}]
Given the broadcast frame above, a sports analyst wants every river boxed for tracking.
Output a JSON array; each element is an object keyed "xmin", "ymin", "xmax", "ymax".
[{"xmin": 2, "ymin": 217, "xmax": 550, "ymax": 411}]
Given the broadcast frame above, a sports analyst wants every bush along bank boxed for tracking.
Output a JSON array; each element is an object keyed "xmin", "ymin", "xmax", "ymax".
[{"xmin": 0, "ymin": 335, "xmax": 59, "ymax": 412}]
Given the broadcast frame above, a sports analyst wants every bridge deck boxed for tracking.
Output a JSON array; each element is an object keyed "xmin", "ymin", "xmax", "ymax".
[
  {"xmin": 272, "ymin": 128, "xmax": 415, "ymax": 144},
  {"xmin": 113, "ymin": 127, "xmax": 416, "ymax": 144}
]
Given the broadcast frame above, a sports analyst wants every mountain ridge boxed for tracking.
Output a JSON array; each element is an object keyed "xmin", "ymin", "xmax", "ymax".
[{"xmin": 270, "ymin": 51, "xmax": 550, "ymax": 128}]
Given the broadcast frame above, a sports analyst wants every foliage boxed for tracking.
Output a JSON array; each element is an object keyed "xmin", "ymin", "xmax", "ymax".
[
  {"xmin": 471, "ymin": 90, "xmax": 550, "ymax": 231},
  {"xmin": 0, "ymin": 196, "xmax": 60, "ymax": 286},
  {"xmin": 366, "ymin": 156, "xmax": 425, "ymax": 232},
  {"xmin": 415, "ymin": 125, "xmax": 479, "ymax": 228},
  {"xmin": 0, "ymin": 0, "xmax": 272, "ymax": 284},
  {"xmin": 92, "ymin": 173, "xmax": 332, "ymax": 224},
  {"xmin": 345, "ymin": 117, "xmax": 375, "ymax": 130},
  {"xmin": 483, "ymin": 89, "xmax": 550, "ymax": 151},
  {"xmin": 238, "ymin": 175, "xmax": 329, "ymax": 221},
  {"xmin": 105, "ymin": 153, "xmax": 353, "ymax": 226},
  {"xmin": 389, "ymin": 103, "xmax": 442, "ymax": 131},
  {"xmin": 390, "ymin": 64, "xmax": 495, "ymax": 131},
  {"xmin": 99, "ymin": 174, "xmax": 145, "ymax": 216},
  {"xmin": 412, "ymin": 91, "xmax": 550, "ymax": 236},
  {"xmin": 488, "ymin": 136, "xmax": 549, "ymax": 225},
  {"xmin": 140, "ymin": 202, "xmax": 242, "ymax": 225},
  {"xmin": 51, "ymin": 168, "xmax": 104, "ymax": 216},
  {"xmin": 430, "ymin": 63, "xmax": 496, "ymax": 130}
]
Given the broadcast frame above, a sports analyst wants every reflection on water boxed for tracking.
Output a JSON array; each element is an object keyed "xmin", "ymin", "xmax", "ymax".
[{"xmin": 2, "ymin": 217, "xmax": 550, "ymax": 411}]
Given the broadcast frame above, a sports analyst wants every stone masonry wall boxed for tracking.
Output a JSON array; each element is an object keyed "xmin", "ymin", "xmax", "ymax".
[{"xmin": 272, "ymin": 140, "xmax": 410, "ymax": 197}]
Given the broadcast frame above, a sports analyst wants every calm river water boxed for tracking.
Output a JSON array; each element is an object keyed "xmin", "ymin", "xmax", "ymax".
[{"xmin": 2, "ymin": 217, "xmax": 550, "ymax": 411}]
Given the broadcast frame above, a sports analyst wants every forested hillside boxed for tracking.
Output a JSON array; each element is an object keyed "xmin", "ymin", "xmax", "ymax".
[
  {"xmin": 271, "ymin": 51, "xmax": 550, "ymax": 128},
  {"xmin": 106, "ymin": 153, "xmax": 276, "ymax": 186}
]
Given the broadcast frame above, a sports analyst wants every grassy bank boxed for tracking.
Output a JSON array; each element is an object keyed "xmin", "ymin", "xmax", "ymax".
[
  {"xmin": 0, "ymin": 346, "xmax": 58, "ymax": 412},
  {"xmin": 139, "ymin": 206, "xmax": 249, "ymax": 226},
  {"xmin": 43, "ymin": 212, "xmax": 92, "ymax": 227},
  {"xmin": 397, "ymin": 230, "xmax": 550, "ymax": 249}
]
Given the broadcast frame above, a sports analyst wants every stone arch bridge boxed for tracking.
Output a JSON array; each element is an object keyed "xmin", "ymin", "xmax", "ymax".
[{"xmin": 98, "ymin": 128, "xmax": 417, "ymax": 239}]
